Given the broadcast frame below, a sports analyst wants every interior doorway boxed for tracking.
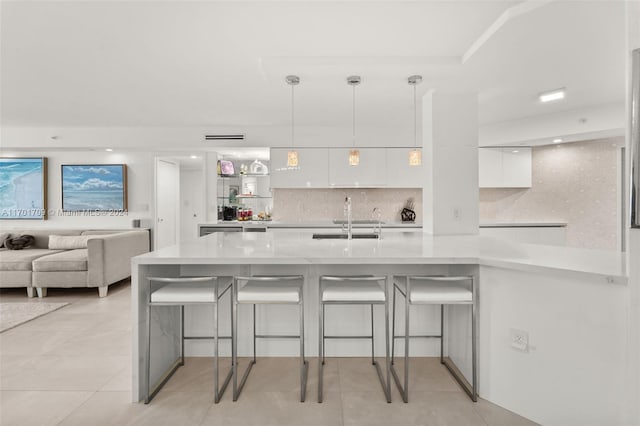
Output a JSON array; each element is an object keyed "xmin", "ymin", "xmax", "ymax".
[
  {"xmin": 155, "ymin": 158, "xmax": 180, "ymax": 250},
  {"xmin": 155, "ymin": 154, "xmax": 205, "ymax": 249}
]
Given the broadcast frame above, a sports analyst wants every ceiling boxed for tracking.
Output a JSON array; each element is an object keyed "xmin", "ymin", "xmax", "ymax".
[{"xmin": 0, "ymin": 0, "xmax": 628, "ymax": 145}]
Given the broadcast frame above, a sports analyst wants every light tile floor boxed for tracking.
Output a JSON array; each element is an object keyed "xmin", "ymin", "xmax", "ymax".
[{"xmin": 0, "ymin": 281, "xmax": 539, "ymax": 426}]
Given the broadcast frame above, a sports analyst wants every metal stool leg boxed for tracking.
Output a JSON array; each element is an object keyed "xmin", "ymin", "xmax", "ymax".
[
  {"xmin": 403, "ymin": 279, "xmax": 410, "ymax": 402},
  {"xmin": 471, "ymin": 277, "xmax": 478, "ymax": 402},
  {"xmin": 391, "ymin": 285, "xmax": 397, "ymax": 364},
  {"xmin": 440, "ymin": 304, "xmax": 445, "ymax": 364},
  {"xmin": 145, "ymin": 304, "xmax": 152, "ymax": 404},
  {"xmin": 180, "ymin": 306, "xmax": 185, "ymax": 366},
  {"xmin": 384, "ymin": 277, "xmax": 392, "ymax": 403},
  {"xmin": 370, "ymin": 304, "xmax": 375, "ymax": 365},
  {"xmin": 318, "ymin": 300, "xmax": 324, "ymax": 403},
  {"xmin": 213, "ymin": 303, "xmax": 219, "ymax": 403},
  {"xmin": 214, "ymin": 286, "xmax": 233, "ymax": 404},
  {"xmin": 232, "ymin": 279, "xmax": 239, "ymax": 401},
  {"xmin": 299, "ymin": 296, "xmax": 308, "ymax": 402},
  {"xmin": 253, "ymin": 304, "xmax": 257, "ymax": 363}
]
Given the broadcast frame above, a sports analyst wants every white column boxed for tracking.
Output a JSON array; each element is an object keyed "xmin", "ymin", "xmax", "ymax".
[
  {"xmin": 625, "ymin": 1, "xmax": 640, "ymax": 424},
  {"xmin": 422, "ymin": 91, "xmax": 479, "ymax": 235}
]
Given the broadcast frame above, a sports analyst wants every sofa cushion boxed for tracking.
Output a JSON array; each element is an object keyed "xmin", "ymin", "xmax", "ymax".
[
  {"xmin": 49, "ymin": 235, "xmax": 91, "ymax": 250},
  {"xmin": 32, "ymin": 249, "xmax": 88, "ymax": 272},
  {"xmin": 5, "ymin": 235, "xmax": 36, "ymax": 250},
  {"xmin": 0, "ymin": 249, "xmax": 63, "ymax": 271},
  {"xmin": 6, "ymin": 230, "xmax": 83, "ymax": 249},
  {"xmin": 0, "ymin": 232, "xmax": 10, "ymax": 248}
]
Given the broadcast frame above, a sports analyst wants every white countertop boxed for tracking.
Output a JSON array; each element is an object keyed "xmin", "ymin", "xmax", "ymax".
[
  {"xmin": 479, "ymin": 222, "xmax": 567, "ymax": 228},
  {"xmin": 135, "ymin": 231, "xmax": 627, "ymax": 283},
  {"xmin": 199, "ymin": 221, "xmax": 566, "ymax": 228},
  {"xmin": 199, "ymin": 221, "xmax": 421, "ymax": 228}
]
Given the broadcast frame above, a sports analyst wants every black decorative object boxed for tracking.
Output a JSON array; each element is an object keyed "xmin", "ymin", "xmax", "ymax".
[
  {"xmin": 401, "ymin": 198, "xmax": 416, "ymax": 222},
  {"xmin": 5, "ymin": 235, "xmax": 35, "ymax": 250}
]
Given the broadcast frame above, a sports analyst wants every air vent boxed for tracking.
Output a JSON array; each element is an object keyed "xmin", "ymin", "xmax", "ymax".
[{"xmin": 204, "ymin": 134, "xmax": 245, "ymax": 141}]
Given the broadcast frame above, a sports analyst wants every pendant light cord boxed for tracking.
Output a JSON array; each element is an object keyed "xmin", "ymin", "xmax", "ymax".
[
  {"xmin": 352, "ymin": 84, "xmax": 356, "ymax": 147},
  {"xmin": 291, "ymin": 83, "xmax": 295, "ymax": 148},
  {"xmin": 413, "ymin": 83, "xmax": 417, "ymax": 149}
]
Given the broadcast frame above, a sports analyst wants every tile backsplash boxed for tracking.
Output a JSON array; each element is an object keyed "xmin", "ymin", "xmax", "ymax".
[
  {"xmin": 480, "ymin": 137, "xmax": 624, "ymax": 250},
  {"xmin": 272, "ymin": 188, "xmax": 422, "ymax": 223}
]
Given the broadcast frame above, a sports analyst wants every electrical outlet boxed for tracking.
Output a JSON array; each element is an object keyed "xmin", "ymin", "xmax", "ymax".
[{"xmin": 510, "ymin": 328, "xmax": 529, "ymax": 352}]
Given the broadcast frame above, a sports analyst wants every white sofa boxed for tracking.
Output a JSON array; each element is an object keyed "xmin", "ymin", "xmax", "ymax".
[{"xmin": 0, "ymin": 229, "xmax": 149, "ymax": 297}]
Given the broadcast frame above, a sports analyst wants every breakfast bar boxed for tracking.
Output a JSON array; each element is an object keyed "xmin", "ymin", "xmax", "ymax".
[{"xmin": 131, "ymin": 230, "xmax": 627, "ymax": 421}]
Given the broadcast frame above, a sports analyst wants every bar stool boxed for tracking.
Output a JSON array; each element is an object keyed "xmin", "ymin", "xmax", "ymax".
[
  {"xmin": 391, "ymin": 275, "xmax": 477, "ymax": 403},
  {"xmin": 232, "ymin": 275, "xmax": 308, "ymax": 402},
  {"xmin": 145, "ymin": 276, "xmax": 232, "ymax": 404},
  {"xmin": 318, "ymin": 275, "xmax": 391, "ymax": 403}
]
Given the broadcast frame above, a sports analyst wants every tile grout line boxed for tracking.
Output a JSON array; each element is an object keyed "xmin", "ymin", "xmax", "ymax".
[{"xmin": 54, "ymin": 390, "xmax": 97, "ymax": 426}]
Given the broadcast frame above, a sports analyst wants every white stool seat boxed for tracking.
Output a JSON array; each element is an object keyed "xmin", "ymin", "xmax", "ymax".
[
  {"xmin": 237, "ymin": 281, "xmax": 301, "ymax": 303},
  {"xmin": 321, "ymin": 281, "xmax": 386, "ymax": 303},
  {"xmin": 395, "ymin": 277, "xmax": 472, "ymax": 304},
  {"xmin": 151, "ymin": 282, "xmax": 218, "ymax": 303}
]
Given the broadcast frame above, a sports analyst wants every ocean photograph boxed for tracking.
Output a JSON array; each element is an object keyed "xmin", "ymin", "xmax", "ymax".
[
  {"xmin": 0, "ymin": 158, "xmax": 46, "ymax": 219},
  {"xmin": 62, "ymin": 164, "xmax": 127, "ymax": 211}
]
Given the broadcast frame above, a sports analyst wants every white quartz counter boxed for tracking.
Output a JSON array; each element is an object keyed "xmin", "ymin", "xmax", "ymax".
[{"xmin": 134, "ymin": 231, "xmax": 627, "ymax": 283}]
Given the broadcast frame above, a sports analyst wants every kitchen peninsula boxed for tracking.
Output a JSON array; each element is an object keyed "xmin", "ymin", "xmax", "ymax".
[{"xmin": 131, "ymin": 230, "xmax": 627, "ymax": 424}]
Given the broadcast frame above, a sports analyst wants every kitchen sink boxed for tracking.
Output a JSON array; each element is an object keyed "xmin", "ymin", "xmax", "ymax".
[
  {"xmin": 312, "ymin": 233, "xmax": 379, "ymax": 239},
  {"xmin": 332, "ymin": 219, "xmax": 385, "ymax": 225}
]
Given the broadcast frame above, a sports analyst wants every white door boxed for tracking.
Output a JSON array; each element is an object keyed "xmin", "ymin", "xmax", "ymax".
[
  {"xmin": 180, "ymin": 168, "xmax": 204, "ymax": 241},
  {"xmin": 156, "ymin": 159, "xmax": 179, "ymax": 249}
]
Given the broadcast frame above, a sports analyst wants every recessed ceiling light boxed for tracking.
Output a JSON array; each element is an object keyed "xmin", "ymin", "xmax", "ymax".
[
  {"xmin": 190, "ymin": 155, "xmax": 198, "ymax": 159},
  {"xmin": 512, "ymin": 150, "xmax": 519, "ymax": 153},
  {"xmin": 105, "ymin": 148, "xmax": 113, "ymax": 152},
  {"xmin": 539, "ymin": 88, "xmax": 565, "ymax": 103},
  {"xmin": 553, "ymin": 138, "xmax": 563, "ymax": 143}
]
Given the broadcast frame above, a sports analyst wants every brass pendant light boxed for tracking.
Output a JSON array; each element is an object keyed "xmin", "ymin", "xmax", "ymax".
[
  {"xmin": 408, "ymin": 75, "xmax": 422, "ymax": 166},
  {"xmin": 347, "ymin": 75, "xmax": 361, "ymax": 166},
  {"xmin": 286, "ymin": 75, "xmax": 300, "ymax": 167}
]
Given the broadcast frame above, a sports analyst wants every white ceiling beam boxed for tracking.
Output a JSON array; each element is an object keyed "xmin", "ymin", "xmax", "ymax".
[{"xmin": 462, "ymin": 0, "xmax": 557, "ymax": 64}]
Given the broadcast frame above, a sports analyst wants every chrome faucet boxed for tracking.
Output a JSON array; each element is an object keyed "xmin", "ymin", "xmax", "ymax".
[
  {"xmin": 344, "ymin": 197, "xmax": 353, "ymax": 240},
  {"xmin": 372, "ymin": 207, "xmax": 382, "ymax": 239}
]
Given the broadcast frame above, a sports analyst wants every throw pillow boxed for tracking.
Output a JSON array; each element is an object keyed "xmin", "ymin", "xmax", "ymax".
[
  {"xmin": 5, "ymin": 235, "xmax": 35, "ymax": 250},
  {"xmin": 0, "ymin": 232, "xmax": 10, "ymax": 248},
  {"xmin": 48, "ymin": 235, "xmax": 91, "ymax": 250}
]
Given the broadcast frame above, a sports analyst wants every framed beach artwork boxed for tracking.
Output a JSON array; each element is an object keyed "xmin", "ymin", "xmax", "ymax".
[
  {"xmin": 0, "ymin": 157, "xmax": 48, "ymax": 220},
  {"xmin": 61, "ymin": 164, "xmax": 128, "ymax": 211}
]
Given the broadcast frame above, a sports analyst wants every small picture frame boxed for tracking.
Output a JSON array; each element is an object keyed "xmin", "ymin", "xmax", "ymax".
[
  {"xmin": 61, "ymin": 164, "xmax": 127, "ymax": 211},
  {"xmin": 229, "ymin": 185, "xmax": 239, "ymax": 204}
]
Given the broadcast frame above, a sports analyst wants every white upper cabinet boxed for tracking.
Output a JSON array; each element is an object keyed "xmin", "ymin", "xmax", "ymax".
[
  {"xmin": 478, "ymin": 148, "xmax": 503, "ymax": 188},
  {"xmin": 270, "ymin": 148, "xmax": 329, "ymax": 188},
  {"xmin": 502, "ymin": 148, "xmax": 532, "ymax": 187},
  {"xmin": 385, "ymin": 148, "xmax": 423, "ymax": 188},
  {"xmin": 270, "ymin": 147, "xmax": 422, "ymax": 188},
  {"xmin": 479, "ymin": 147, "xmax": 532, "ymax": 188},
  {"xmin": 328, "ymin": 148, "xmax": 387, "ymax": 187}
]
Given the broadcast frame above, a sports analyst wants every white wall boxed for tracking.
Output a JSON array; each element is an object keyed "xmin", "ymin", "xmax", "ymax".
[
  {"xmin": 0, "ymin": 150, "xmax": 155, "ymax": 230},
  {"xmin": 625, "ymin": 1, "xmax": 640, "ymax": 424},
  {"xmin": 479, "ymin": 266, "xmax": 628, "ymax": 426}
]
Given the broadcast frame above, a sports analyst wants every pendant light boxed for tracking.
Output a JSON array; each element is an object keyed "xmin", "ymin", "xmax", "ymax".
[
  {"xmin": 408, "ymin": 75, "xmax": 422, "ymax": 166},
  {"xmin": 286, "ymin": 75, "xmax": 300, "ymax": 167},
  {"xmin": 347, "ymin": 75, "xmax": 361, "ymax": 166}
]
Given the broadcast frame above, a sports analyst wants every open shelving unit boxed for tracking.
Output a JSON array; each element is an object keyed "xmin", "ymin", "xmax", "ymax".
[{"xmin": 217, "ymin": 165, "xmax": 272, "ymax": 219}]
